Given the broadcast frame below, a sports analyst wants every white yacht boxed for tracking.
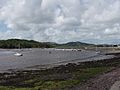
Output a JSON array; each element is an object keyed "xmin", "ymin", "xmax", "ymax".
[
  {"xmin": 14, "ymin": 52, "xmax": 23, "ymax": 56},
  {"xmin": 14, "ymin": 44, "xmax": 23, "ymax": 56}
]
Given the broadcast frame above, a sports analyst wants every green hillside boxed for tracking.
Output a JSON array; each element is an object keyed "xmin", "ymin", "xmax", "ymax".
[
  {"xmin": 0, "ymin": 39, "xmax": 94, "ymax": 49},
  {"xmin": 0, "ymin": 39, "xmax": 54, "ymax": 49},
  {"xmin": 56, "ymin": 41, "xmax": 94, "ymax": 49}
]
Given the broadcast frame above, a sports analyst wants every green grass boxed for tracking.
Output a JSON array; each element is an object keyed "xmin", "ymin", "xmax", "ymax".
[
  {"xmin": 34, "ymin": 80, "xmax": 79, "ymax": 90},
  {"xmin": 0, "ymin": 66, "xmax": 111, "ymax": 90},
  {"xmin": 0, "ymin": 86, "xmax": 33, "ymax": 90}
]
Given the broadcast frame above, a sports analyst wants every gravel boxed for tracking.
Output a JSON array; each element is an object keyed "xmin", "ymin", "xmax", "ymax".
[{"xmin": 64, "ymin": 67, "xmax": 120, "ymax": 90}]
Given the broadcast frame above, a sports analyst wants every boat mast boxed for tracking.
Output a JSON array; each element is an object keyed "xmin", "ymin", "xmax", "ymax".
[{"xmin": 19, "ymin": 43, "xmax": 21, "ymax": 49}]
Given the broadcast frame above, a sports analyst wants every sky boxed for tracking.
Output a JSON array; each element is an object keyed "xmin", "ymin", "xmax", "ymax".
[{"xmin": 0, "ymin": 0, "xmax": 120, "ymax": 44}]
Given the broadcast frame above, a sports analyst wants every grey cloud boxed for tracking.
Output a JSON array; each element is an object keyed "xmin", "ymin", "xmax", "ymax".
[{"xmin": 0, "ymin": 0, "xmax": 120, "ymax": 43}]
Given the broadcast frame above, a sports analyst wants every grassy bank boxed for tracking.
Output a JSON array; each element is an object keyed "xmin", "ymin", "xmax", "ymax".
[
  {"xmin": 0, "ymin": 67, "xmax": 111, "ymax": 90},
  {"xmin": 0, "ymin": 54, "xmax": 120, "ymax": 90}
]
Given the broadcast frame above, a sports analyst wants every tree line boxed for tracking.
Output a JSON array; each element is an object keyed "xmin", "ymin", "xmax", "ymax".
[{"xmin": 0, "ymin": 39, "xmax": 54, "ymax": 49}]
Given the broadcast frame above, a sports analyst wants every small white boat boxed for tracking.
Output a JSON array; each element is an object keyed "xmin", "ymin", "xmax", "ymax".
[
  {"xmin": 96, "ymin": 51, "xmax": 100, "ymax": 54},
  {"xmin": 14, "ymin": 43, "xmax": 23, "ymax": 56},
  {"xmin": 14, "ymin": 52, "xmax": 23, "ymax": 56}
]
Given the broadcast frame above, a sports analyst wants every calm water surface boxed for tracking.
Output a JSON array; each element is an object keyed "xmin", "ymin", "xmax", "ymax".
[{"xmin": 0, "ymin": 49, "xmax": 113, "ymax": 72}]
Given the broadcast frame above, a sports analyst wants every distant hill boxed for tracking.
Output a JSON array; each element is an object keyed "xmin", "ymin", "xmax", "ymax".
[
  {"xmin": 65, "ymin": 41, "xmax": 93, "ymax": 46},
  {"xmin": 56, "ymin": 41, "xmax": 94, "ymax": 49},
  {"xmin": 0, "ymin": 39, "xmax": 54, "ymax": 49},
  {"xmin": 0, "ymin": 39, "xmax": 94, "ymax": 49}
]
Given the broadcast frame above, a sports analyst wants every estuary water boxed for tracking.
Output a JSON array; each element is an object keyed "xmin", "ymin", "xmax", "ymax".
[{"xmin": 0, "ymin": 48, "xmax": 114, "ymax": 72}]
